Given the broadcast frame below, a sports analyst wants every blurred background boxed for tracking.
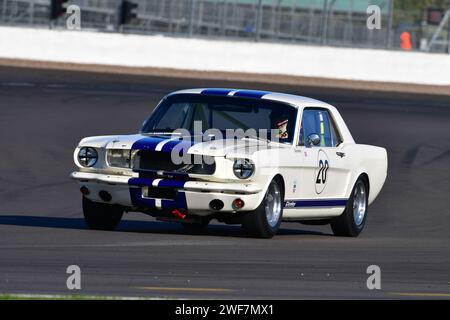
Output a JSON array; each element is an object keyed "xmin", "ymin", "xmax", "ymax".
[{"xmin": 0, "ymin": 0, "xmax": 450, "ymax": 53}]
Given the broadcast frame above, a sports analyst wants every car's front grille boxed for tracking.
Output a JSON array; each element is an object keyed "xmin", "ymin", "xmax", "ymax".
[
  {"xmin": 137, "ymin": 151, "xmax": 186, "ymax": 172},
  {"xmin": 135, "ymin": 150, "xmax": 215, "ymax": 175},
  {"xmin": 144, "ymin": 187, "xmax": 177, "ymax": 200}
]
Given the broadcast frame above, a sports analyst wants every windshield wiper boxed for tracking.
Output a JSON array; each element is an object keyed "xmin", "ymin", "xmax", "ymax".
[{"xmin": 142, "ymin": 128, "xmax": 181, "ymax": 135}]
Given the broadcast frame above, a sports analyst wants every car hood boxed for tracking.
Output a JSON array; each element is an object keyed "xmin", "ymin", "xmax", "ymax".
[{"xmin": 78, "ymin": 134, "xmax": 286, "ymax": 157}]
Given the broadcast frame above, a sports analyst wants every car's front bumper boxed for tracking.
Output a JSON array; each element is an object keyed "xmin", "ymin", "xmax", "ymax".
[{"xmin": 70, "ymin": 171, "xmax": 265, "ymax": 214}]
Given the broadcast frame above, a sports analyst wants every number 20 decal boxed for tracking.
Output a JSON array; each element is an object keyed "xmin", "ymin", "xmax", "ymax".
[
  {"xmin": 315, "ymin": 150, "xmax": 330, "ymax": 194},
  {"xmin": 316, "ymin": 160, "xmax": 329, "ymax": 184}
]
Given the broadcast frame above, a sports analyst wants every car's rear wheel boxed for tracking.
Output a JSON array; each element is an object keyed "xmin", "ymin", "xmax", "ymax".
[
  {"xmin": 330, "ymin": 176, "xmax": 368, "ymax": 237},
  {"xmin": 242, "ymin": 178, "xmax": 284, "ymax": 238},
  {"xmin": 82, "ymin": 197, "xmax": 124, "ymax": 231}
]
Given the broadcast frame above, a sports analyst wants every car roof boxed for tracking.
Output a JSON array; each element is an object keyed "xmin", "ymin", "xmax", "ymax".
[
  {"xmin": 167, "ymin": 88, "xmax": 354, "ymax": 144},
  {"xmin": 168, "ymin": 88, "xmax": 335, "ymax": 110}
]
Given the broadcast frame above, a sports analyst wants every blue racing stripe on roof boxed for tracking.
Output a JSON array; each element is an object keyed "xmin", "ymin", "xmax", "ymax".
[
  {"xmin": 233, "ymin": 90, "xmax": 270, "ymax": 99},
  {"xmin": 201, "ymin": 89, "xmax": 234, "ymax": 96}
]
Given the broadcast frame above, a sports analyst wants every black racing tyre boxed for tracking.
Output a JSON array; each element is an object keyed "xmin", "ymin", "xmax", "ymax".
[
  {"xmin": 82, "ymin": 197, "xmax": 124, "ymax": 231},
  {"xmin": 330, "ymin": 176, "xmax": 369, "ymax": 237},
  {"xmin": 242, "ymin": 178, "xmax": 284, "ymax": 238}
]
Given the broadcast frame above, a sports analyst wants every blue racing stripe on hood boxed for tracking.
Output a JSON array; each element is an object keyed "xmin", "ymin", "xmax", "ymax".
[
  {"xmin": 131, "ymin": 136, "xmax": 168, "ymax": 151},
  {"xmin": 160, "ymin": 138, "xmax": 195, "ymax": 153}
]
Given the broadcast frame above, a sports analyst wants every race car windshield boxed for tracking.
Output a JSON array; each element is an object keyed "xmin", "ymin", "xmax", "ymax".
[{"xmin": 142, "ymin": 94, "xmax": 298, "ymax": 143}]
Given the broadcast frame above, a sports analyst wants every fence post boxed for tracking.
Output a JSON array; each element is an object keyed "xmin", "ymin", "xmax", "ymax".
[
  {"xmin": 447, "ymin": 15, "xmax": 450, "ymax": 54},
  {"xmin": 386, "ymin": 0, "xmax": 394, "ymax": 49},
  {"xmin": 2, "ymin": 0, "xmax": 6, "ymax": 23},
  {"xmin": 220, "ymin": 0, "xmax": 226, "ymax": 36},
  {"xmin": 307, "ymin": 1, "xmax": 314, "ymax": 42},
  {"xmin": 188, "ymin": 0, "xmax": 195, "ymax": 37},
  {"xmin": 290, "ymin": 0, "xmax": 296, "ymax": 41},
  {"xmin": 346, "ymin": 0, "xmax": 353, "ymax": 44},
  {"xmin": 255, "ymin": 0, "xmax": 263, "ymax": 41},
  {"xmin": 275, "ymin": 0, "xmax": 282, "ymax": 38},
  {"xmin": 29, "ymin": 0, "xmax": 34, "ymax": 26},
  {"xmin": 320, "ymin": 0, "xmax": 329, "ymax": 45},
  {"xmin": 116, "ymin": 1, "xmax": 122, "ymax": 32}
]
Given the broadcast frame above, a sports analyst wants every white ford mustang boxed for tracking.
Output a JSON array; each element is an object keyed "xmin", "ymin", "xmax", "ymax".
[{"xmin": 71, "ymin": 88, "xmax": 387, "ymax": 238}]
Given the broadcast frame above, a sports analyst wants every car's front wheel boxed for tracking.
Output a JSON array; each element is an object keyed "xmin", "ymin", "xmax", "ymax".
[
  {"xmin": 330, "ymin": 176, "xmax": 368, "ymax": 237},
  {"xmin": 82, "ymin": 197, "xmax": 124, "ymax": 231},
  {"xmin": 242, "ymin": 178, "xmax": 284, "ymax": 238}
]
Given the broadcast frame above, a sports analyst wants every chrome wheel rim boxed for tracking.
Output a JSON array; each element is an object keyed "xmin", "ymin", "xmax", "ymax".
[
  {"xmin": 353, "ymin": 181, "xmax": 367, "ymax": 226},
  {"xmin": 265, "ymin": 182, "xmax": 282, "ymax": 228}
]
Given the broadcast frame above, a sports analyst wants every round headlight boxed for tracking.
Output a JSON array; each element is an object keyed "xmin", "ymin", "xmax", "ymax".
[
  {"xmin": 233, "ymin": 159, "xmax": 254, "ymax": 179},
  {"xmin": 78, "ymin": 147, "xmax": 98, "ymax": 167}
]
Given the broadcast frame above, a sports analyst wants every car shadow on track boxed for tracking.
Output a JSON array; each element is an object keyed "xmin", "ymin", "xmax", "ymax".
[{"xmin": 0, "ymin": 215, "xmax": 331, "ymax": 238}]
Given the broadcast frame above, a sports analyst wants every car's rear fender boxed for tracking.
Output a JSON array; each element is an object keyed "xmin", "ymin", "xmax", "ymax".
[{"xmin": 343, "ymin": 144, "xmax": 388, "ymax": 205}]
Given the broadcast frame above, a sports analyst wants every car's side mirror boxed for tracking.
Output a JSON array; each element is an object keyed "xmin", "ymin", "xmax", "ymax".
[{"xmin": 306, "ymin": 133, "xmax": 321, "ymax": 147}]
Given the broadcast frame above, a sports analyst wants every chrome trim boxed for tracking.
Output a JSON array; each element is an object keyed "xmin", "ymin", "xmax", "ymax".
[
  {"xmin": 265, "ymin": 181, "xmax": 282, "ymax": 227},
  {"xmin": 353, "ymin": 180, "xmax": 367, "ymax": 226}
]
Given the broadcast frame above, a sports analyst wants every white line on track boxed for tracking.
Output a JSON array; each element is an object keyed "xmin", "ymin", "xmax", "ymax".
[
  {"xmin": 40, "ymin": 88, "xmax": 162, "ymax": 97},
  {"xmin": 390, "ymin": 292, "xmax": 450, "ymax": 298},
  {"xmin": 0, "ymin": 240, "xmax": 233, "ymax": 249},
  {"xmin": 1, "ymin": 82, "xmax": 35, "ymax": 87},
  {"xmin": 0, "ymin": 293, "xmax": 165, "ymax": 300},
  {"xmin": 0, "ymin": 82, "xmax": 167, "ymax": 96}
]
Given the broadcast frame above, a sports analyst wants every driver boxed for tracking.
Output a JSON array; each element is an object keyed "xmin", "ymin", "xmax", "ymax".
[{"xmin": 270, "ymin": 110, "xmax": 289, "ymax": 141}]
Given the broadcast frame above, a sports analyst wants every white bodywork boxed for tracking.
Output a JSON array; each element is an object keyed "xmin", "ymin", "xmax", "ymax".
[{"xmin": 71, "ymin": 89, "xmax": 388, "ymax": 220}]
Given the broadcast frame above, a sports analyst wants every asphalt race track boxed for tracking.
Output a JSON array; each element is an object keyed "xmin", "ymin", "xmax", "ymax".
[{"xmin": 0, "ymin": 66, "xmax": 449, "ymax": 299}]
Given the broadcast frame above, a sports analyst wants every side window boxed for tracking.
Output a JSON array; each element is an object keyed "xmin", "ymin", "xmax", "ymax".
[{"xmin": 299, "ymin": 108, "xmax": 341, "ymax": 147}]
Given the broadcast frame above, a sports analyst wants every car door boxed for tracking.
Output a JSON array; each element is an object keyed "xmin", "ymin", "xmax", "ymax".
[{"xmin": 297, "ymin": 107, "xmax": 349, "ymax": 201}]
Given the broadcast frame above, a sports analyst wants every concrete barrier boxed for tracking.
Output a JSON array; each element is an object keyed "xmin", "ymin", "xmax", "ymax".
[{"xmin": 0, "ymin": 26, "xmax": 449, "ymax": 86}]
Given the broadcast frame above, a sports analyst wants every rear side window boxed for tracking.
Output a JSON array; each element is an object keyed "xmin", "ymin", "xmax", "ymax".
[{"xmin": 299, "ymin": 108, "xmax": 341, "ymax": 147}]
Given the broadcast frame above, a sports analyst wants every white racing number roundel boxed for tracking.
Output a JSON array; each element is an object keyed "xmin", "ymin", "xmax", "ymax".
[{"xmin": 315, "ymin": 149, "xmax": 330, "ymax": 194}]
